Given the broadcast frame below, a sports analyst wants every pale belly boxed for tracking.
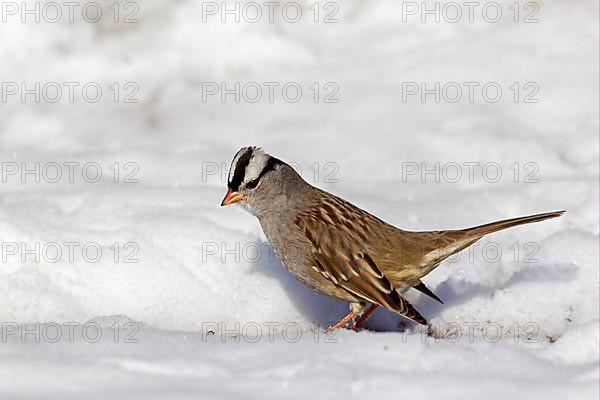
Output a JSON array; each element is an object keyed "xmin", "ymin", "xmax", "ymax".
[{"xmin": 259, "ymin": 217, "xmax": 359, "ymax": 303}]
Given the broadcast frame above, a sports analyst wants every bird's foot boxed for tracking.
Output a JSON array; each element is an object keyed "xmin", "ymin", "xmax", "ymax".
[
  {"xmin": 324, "ymin": 303, "xmax": 379, "ymax": 334},
  {"xmin": 324, "ymin": 309, "xmax": 359, "ymax": 334},
  {"xmin": 349, "ymin": 304, "xmax": 378, "ymax": 331}
]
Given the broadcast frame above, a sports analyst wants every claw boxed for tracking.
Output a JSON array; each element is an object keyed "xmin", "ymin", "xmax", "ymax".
[{"xmin": 349, "ymin": 304, "xmax": 378, "ymax": 331}]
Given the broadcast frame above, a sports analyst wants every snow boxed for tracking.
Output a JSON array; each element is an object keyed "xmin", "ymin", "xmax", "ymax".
[{"xmin": 0, "ymin": 0, "xmax": 598, "ymax": 398}]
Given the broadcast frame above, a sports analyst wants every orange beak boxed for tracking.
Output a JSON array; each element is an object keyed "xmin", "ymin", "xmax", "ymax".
[{"xmin": 220, "ymin": 189, "xmax": 243, "ymax": 206}]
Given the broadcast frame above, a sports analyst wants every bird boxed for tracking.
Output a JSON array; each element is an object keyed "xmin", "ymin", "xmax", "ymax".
[{"xmin": 220, "ymin": 146, "xmax": 564, "ymax": 333}]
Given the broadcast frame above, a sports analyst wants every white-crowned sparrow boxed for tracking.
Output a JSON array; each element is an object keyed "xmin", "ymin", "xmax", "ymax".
[{"xmin": 221, "ymin": 146, "xmax": 564, "ymax": 332}]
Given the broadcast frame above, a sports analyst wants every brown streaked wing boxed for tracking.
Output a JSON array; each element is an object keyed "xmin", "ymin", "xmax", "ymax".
[{"xmin": 294, "ymin": 199, "xmax": 427, "ymax": 325}]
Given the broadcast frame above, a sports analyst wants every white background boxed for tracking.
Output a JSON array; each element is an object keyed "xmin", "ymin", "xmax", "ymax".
[{"xmin": 0, "ymin": 0, "xmax": 598, "ymax": 398}]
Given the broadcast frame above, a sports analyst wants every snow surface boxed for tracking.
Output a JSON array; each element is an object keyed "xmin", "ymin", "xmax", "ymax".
[{"xmin": 0, "ymin": 0, "xmax": 598, "ymax": 398}]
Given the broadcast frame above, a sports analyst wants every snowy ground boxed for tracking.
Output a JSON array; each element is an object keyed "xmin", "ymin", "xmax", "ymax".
[{"xmin": 0, "ymin": 0, "xmax": 598, "ymax": 398}]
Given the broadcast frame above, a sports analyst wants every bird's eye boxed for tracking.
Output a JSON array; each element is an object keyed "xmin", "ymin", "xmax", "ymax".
[{"xmin": 246, "ymin": 179, "xmax": 260, "ymax": 189}]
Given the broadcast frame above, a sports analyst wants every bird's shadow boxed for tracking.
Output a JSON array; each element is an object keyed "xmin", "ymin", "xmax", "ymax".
[
  {"xmin": 248, "ymin": 241, "xmax": 348, "ymax": 327},
  {"xmin": 387, "ymin": 262, "xmax": 580, "ymax": 331},
  {"xmin": 249, "ymin": 241, "xmax": 579, "ymax": 332}
]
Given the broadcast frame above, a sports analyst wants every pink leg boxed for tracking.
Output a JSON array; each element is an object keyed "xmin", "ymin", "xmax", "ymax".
[
  {"xmin": 324, "ymin": 309, "xmax": 360, "ymax": 334},
  {"xmin": 350, "ymin": 304, "xmax": 378, "ymax": 331}
]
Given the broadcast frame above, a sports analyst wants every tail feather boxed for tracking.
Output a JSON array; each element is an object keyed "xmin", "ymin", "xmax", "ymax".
[
  {"xmin": 413, "ymin": 281, "xmax": 444, "ymax": 304},
  {"xmin": 467, "ymin": 210, "xmax": 565, "ymax": 236},
  {"xmin": 395, "ymin": 210, "xmax": 565, "ymax": 298}
]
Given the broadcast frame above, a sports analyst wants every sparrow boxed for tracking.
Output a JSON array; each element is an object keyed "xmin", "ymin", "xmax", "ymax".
[{"xmin": 220, "ymin": 146, "xmax": 564, "ymax": 332}]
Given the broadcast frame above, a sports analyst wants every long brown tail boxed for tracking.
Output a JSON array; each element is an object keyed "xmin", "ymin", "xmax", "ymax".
[
  {"xmin": 467, "ymin": 210, "xmax": 565, "ymax": 236},
  {"xmin": 400, "ymin": 210, "xmax": 564, "ymax": 310},
  {"xmin": 407, "ymin": 209, "xmax": 565, "ymax": 300}
]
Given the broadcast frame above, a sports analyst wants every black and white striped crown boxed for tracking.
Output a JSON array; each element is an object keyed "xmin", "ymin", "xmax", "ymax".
[{"xmin": 227, "ymin": 146, "xmax": 282, "ymax": 191}]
